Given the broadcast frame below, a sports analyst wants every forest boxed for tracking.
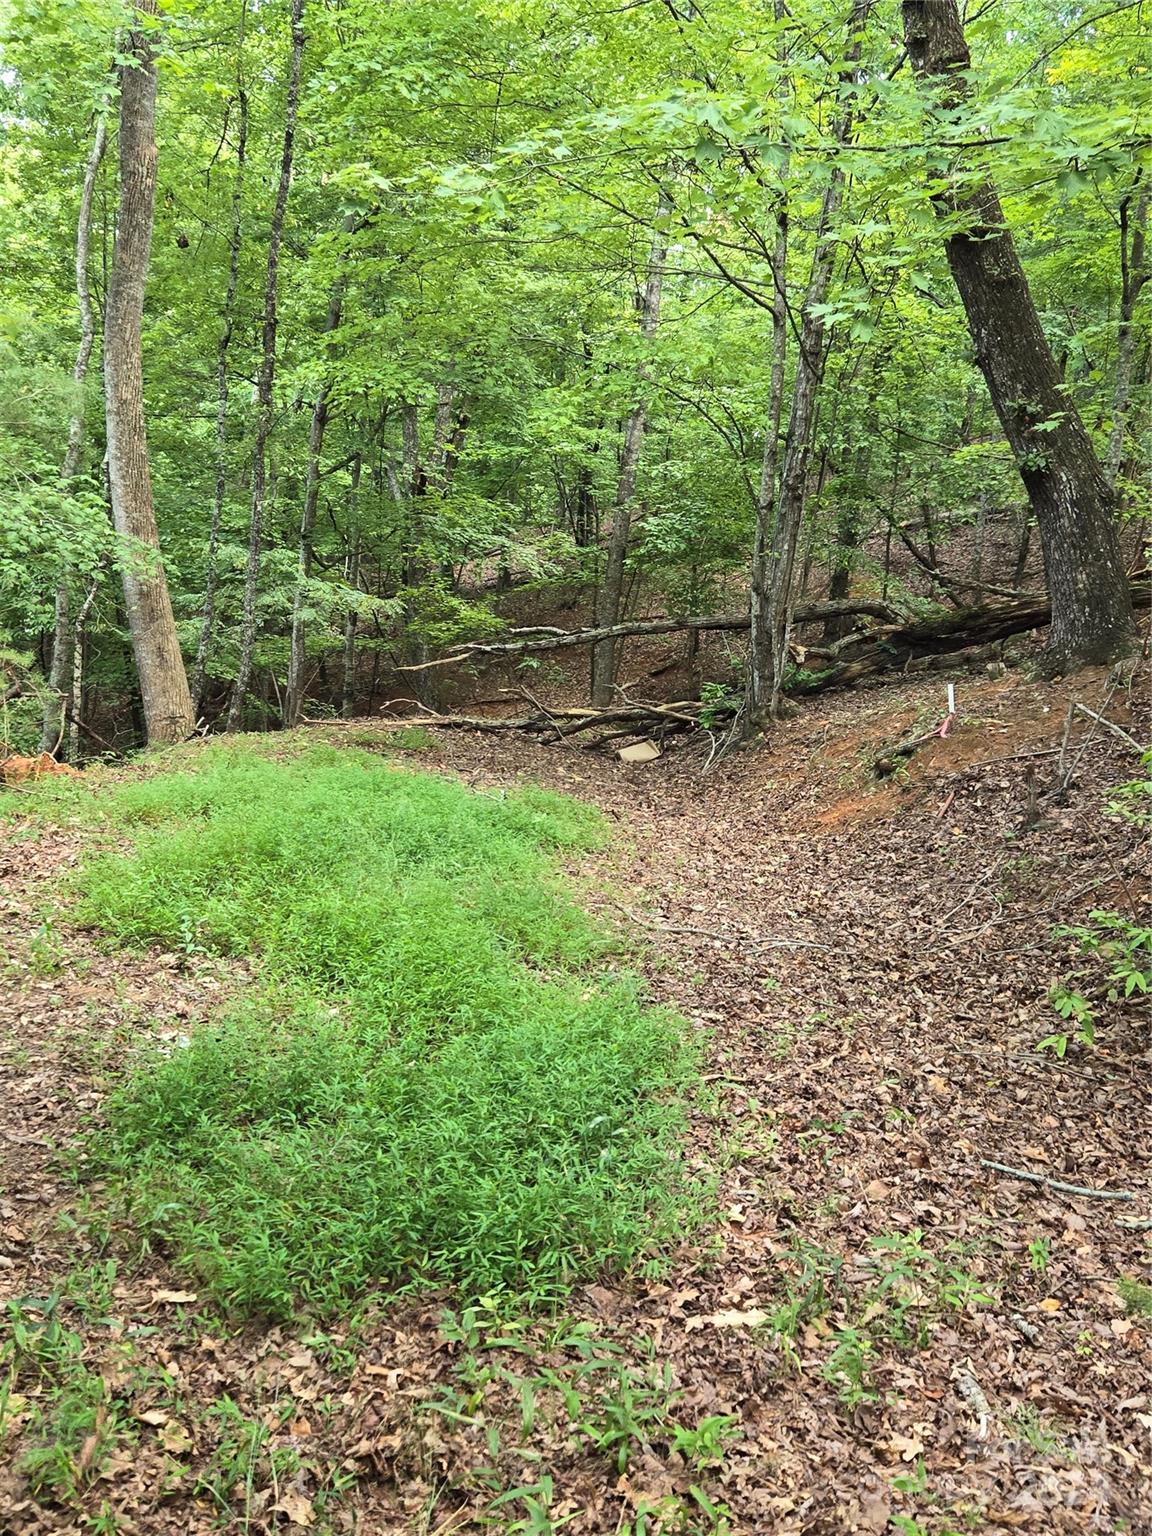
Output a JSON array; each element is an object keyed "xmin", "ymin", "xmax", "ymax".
[{"xmin": 1, "ymin": 1, "xmax": 1151, "ymax": 1534}]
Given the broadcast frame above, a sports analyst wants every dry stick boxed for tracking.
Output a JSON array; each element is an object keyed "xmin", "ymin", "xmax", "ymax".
[
  {"xmin": 1053, "ymin": 697, "xmax": 1077, "ymax": 789},
  {"xmin": 63, "ymin": 710, "xmax": 118, "ymax": 754},
  {"xmin": 965, "ymin": 747, "xmax": 1063, "ymax": 768},
  {"xmin": 1073, "ymin": 702, "xmax": 1148, "ymax": 755},
  {"xmin": 615, "ymin": 904, "xmax": 828, "ymax": 950},
  {"xmin": 979, "ymin": 1158, "xmax": 1137, "ymax": 1202}
]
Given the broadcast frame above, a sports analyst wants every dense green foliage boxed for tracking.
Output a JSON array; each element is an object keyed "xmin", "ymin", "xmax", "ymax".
[
  {"xmin": 0, "ymin": 0, "xmax": 1147, "ymax": 739},
  {"xmin": 54, "ymin": 744, "xmax": 698, "ymax": 1316}
]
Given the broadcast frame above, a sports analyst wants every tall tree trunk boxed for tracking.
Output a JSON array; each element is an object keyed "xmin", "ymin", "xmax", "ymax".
[
  {"xmin": 748, "ymin": 3, "xmax": 871, "ymax": 726},
  {"xmin": 341, "ymin": 452, "xmax": 362, "ymax": 719},
  {"xmin": 227, "ymin": 0, "xmax": 306, "ymax": 731},
  {"xmin": 43, "ymin": 112, "xmax": 107, "ymax": 756},
  {"xmin": 1106, "ymin": 178, "xmax": 1149, "ymax": 489},
  {"xmin": 590, "ymin": 211, "xmax": 667, "ymax": 706},
  {"xmin": 103, "ymin": 3, "xmax": 195, "ymax": 746},
  {"xmin": 286, "ymin": 257, "xmax": 350, "ymax": 727},
  {"xmin": 748, "ymin": 0, "xmax": 791, "ymax": 726},
  {"xmin": 191, "ymin": 81, "xmax": 248, "ymax": 715},
  {"xmin": 902, "ymin": 0, "xmax": 1135, "ymax": 672},
  {"xmin": 67, "ymin": 572, "xmax": 102, "ymax": 762}
]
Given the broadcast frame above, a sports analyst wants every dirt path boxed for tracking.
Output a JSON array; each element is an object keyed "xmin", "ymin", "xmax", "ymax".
[{"xmin": 2, "ymin": 668, "xmax": 1150, "ymax": 1535}]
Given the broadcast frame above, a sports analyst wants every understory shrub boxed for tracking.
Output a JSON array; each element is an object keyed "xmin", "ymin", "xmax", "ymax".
[{"xmin": 57, "ymin": 743, "xmax": 699, "ymax": 1316}]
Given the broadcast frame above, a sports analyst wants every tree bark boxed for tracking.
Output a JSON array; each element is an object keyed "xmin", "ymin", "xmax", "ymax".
[
  {"xmin": 227, "ymin": 0, "xmax": 306, "ymax": 731},
  {"xmin": 191, "ymin": 81, "xmax": 248, "ymax": 715},
  {"xmin": 43, "ymin": 111, "xmax": 107, "ymax": 756},
  {"xmin": 902, "ymin": 0, "xmax": 1135, "ymax": 673},
  {"xmin": 590, "ymin": 209, "xmax": 668, "ymax": 706},
  {"xmin": 104, "ymin": 3, "xmax": 195, "ymax": 746}
]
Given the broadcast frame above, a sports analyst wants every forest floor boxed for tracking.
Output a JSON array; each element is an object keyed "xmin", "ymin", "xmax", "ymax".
[{"xmin": 2, "ymin": 662, "xmax": 1151, "ymax": 1536}]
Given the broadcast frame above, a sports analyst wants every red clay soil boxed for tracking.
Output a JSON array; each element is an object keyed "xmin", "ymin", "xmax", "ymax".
[{"xmin": 2, "ymin": 663, "xmax": 1150, "ymax": 1536}]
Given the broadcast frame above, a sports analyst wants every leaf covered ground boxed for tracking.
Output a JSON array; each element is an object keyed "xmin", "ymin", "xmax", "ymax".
[{"xmin": 1, "ymin": 664, "xmax": 1150, "ymax": 1536}]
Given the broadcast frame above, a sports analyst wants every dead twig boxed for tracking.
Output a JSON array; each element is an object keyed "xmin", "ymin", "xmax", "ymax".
[
  {"xmin": 979, "ymin": 1158, "xmax": 1136, "ymax": 1202},
  {"xmin": 1073, "ymin": 702, "xmax": 1147, "ymax": 756}
]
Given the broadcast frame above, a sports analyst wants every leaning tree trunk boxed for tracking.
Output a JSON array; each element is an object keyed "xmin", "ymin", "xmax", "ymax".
[
  {"xmin": 902, "ymin": 0, "xmax": 1135, "ymax": 672},
  {"xmin": 43, "ymin": 111, "xmax": 107, "ymax": 756},
  {"xmin": 590, "ymin": 211, "xmax": 668, "ymax": 707},
  {"xmin": 748, "ymin": 2, "xmax": 871, "ymax": 726},
  {"xmin": 191, "ymin": 82, "xmax": 248, "ymax": 715},
  {"xmin": 227, "ymin": 0, "xmax": 306, "ymax": 732},
  {"xmin": 104, "ymin": 3, "xmax": 195, "ymax": 746}
]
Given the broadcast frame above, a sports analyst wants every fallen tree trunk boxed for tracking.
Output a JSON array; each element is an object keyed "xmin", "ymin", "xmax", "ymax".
[
  {"xmin": 795, "ymin": 579, "xmax": 1149, "ymax": 693},
  {"xmin": 377, "ymin": 699, "xmax": 708, "ymax": 744},
  {"xmin": 398, "ymin": 597, "xmax": 909, "ymax": 669},
  {"xmin": 377, "ymin": 579, "xmax": 1148, "ymax": 747}
]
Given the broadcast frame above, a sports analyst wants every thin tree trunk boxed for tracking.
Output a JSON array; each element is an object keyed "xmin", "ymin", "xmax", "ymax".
[
  {"xmin": 903, "ymin": 0, "xmax": 1135, "ymax": 672},
  {"xmin": 342, "ymin": 452, "xmax": 363, "ymax": 719},
  {"xmin": 1012, "ymin": 510, "xmax": 1034, "ymax": 589},
  {"xmin": 749, "ymin": 3, "xmax": 871, "ymax": 725},
  {"xmin": 1106, "ymin": 179, "xmax": 1149, "ymax": 489},
  {"xmin": 43, "ymin": 112, "xmax": 107, "ymax": 756},
  {"xmin": 67, "ymin": 573, "xmax": 103, "ymax": 762},
  {"xmin": 191, "ymin": 79, "xmax": 248, "ymax": 715},
  {"xmin": 227, "ymin": 0, "xmax": 306, "ymax": 731},
  {"xmin": 590, "ymin": 208, "xmax": 668, "ymax": 706},
  {"xmin": 286, "ymin": 248, "xmax": 351, "ymax": 727},
  {"xmin": 104, "ymin": 2, "xmax": 195, "ymax": 746},
  {"xmin": 748, "ymin": 0, "xmax": 791, "ymax": 725}
]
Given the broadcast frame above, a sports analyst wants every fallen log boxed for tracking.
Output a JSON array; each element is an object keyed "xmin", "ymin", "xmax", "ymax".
[
  {"xmin": 378, "ymin": 700, "xmax": 709, "ymax": 745},
  {"xmin": 398, "ymin": 597, "xmax": 908, "ymax": 669},
  {"xmin": 377, "ymin": 579, "xmax": 1149, "ymax": 746},
  {"xmin": 400, "ymin": 579, "xmax": 1147, "ymax": 680},
  {"xmin": 794, "ymin": 579, "xmax": 1149, "ymax": 693}
]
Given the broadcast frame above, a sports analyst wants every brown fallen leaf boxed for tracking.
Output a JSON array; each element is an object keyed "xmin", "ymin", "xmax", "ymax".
[
  {"xmin": 150, "ymin": 1288, "xmax": 198, "ymax": 1305},
  {"xmin": 160, "ymin": 1420, "xmax": 194, "ymax": 1454},
  {"xmin": 700, "ymin": 1307, "xmax": 769, "ymax": 1329},
  {"xmin": 274, "ymin": 1490, "xmax": 314, "ymax": 1526}
]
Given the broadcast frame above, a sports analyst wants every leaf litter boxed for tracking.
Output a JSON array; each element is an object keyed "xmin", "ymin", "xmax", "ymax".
[{"xmin": 1, "ymin": 663, "xmax": 1149, "ymax": 1534}]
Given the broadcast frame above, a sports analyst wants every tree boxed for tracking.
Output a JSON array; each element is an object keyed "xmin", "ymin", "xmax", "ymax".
[
  {"xmin": 103, "ymin": 1, "xmax": 195, "ymax": 745},
  {"xmin": 590, "ymin": 207, "xmax": 668, "ymax": 708},
  {"xmin": 41, "ymin": 110, "xmax": 106, "ymax": 756},
  {"xmin": 226, "ymin": 0, "xmax": 306, "ymax": 732},
  {"xmin": 747, "ymin": 1, "xmax": 872, "ymax": 726},
  {"xmin": 902, "ymin": 0, "xmax": 1136, "ymax": 673}
]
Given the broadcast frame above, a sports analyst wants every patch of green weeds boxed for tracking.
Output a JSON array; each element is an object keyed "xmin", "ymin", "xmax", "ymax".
[
  {"xmin": 1118, "ymin": 1276, "xmax": 1152, "ymax": 1317},
  {"xmin": 1027, "ymin": 1237, "xmax": 1051, "ymax": 1273},
  {"xmin": 1, "ymin": 1297, "xmax": 137, "ymax": 1504},
  {"xmin": 1008, "ymin": 1403, "xmax": 1069, "ymax": 1457},
  {"xmin": 764, "ymin": 1229, "xmax": 994, "ymax": 1408},
  {"xmin": 426, "ymin": 1305, "xmax": 741, "ymax": 1532},
  {"xmin": 46, "ymin": 743, "xmax": 700, "ymax": 1318}
]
